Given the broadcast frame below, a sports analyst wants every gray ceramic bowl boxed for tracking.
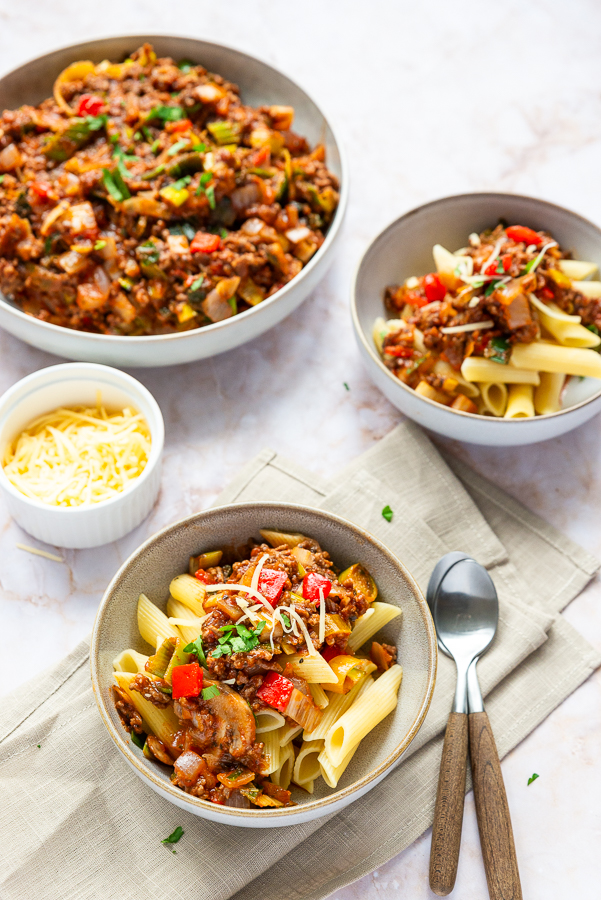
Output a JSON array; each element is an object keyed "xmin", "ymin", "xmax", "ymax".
[
  {"xmin": 352, "ymin": 192, "xmax": 601, "ymax": 445},
  {"xmin": 91, "ymin": 502, "xmax": 437, "ymax": 828},
  {"xmin": 0, "ymin": 35, "xmax": 347, "ymax": 367}
]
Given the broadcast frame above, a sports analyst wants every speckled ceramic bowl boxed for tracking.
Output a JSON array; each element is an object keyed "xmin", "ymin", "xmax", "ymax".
[
  {"xmin": 91, "ymin": 502, "xmax": 437, "ymax": 828},
  {"xmin": 0, "ymin": 35, "xmax": 347, "ymax": 367}
]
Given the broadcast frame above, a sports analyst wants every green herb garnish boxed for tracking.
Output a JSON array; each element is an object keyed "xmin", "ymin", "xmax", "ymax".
[
  {"xmin": 183, "ymin": 634, "xmax": 206, "ymax": 666},
  {"xmin": 343, "ymin": 382, "xmax": 350, "ymax": 391},
  {"xmin": 211, "ymin": 621, "xmax": 266, "ymax": 659},
  {"xmin": 201, "ymin": 685, "xmax": 220, "ymax": 700},
  {"xmin": 178, "ymin": 59, "xmax": 195, "ymax": 73},
  {"xmin": 102, "ymin": 167, "xmax": 131, "ymax": 202},
  {"xmin": 170, "ymin": 222, "xmax": 196, "ymax": 241},
  {"xmin": 131, "ymin": 730, "xmax": 146, "ymax": 749},
  {"xmin": 281, "ymin": 613, "xmax": 291, "ymax": 628},
  {"xmin": 527, "ymin": 773, "xmax": 539, "ymax": 785},
  {"xmin": 0, "ymin": 175, "xmax": 5, "ymax": 184},
  {"xmin": 188, "ymin": 275, "xmax": 205, "ymax": 295},
  {"xmin": 86, "ymin": 113, "xmax": 108, "ymax": 132},
  {"xmin": 94, "ymin": 239, "xmax": 107, "ymax": 251},
  {"xmin": 171, "ymin": 175, "xmax": 192, "ymax": 192},
  {"xmin": 146, "ymin": 105, "xmax": 185, "ymax": 123},
  {"xmin": 382, "ymin": 505, "xmax": 393, "ymax": 522},
  {"xmin": 587, "ymin": 324, "xmax": 600, "ymax": 335},
  {"xmin": 37, "ymin": 744, "xmax": 41, "ymax": 748},
  {"xmin": 137, "ymin": 240, "xmax": 160, "ymax": 264},
  {"xmin": 167, "ymin": 139, "xmax": 189, "ymax": 157},
  {"xmin": 484, "ymin": 279, "xmax": 501, "ymax": 297},
  {"xmin": 488, "ymin": 336, "xmax": 510, "ymax": 365},
  {"xmin": 162, "ymin": 826, "xmax": 184, "ymax": 844}
]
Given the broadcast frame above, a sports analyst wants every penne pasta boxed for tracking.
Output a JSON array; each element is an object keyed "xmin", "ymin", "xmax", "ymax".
[
  {"xmin": 433, "ymin": 359, "xmax": 480, "ymax": 398},
  {"xmin": 504, "ymin": 384, "xmax": 535, "ymax": 419},
  {"xmin": 461, "ymin": 356, "xmax": 540, "ymax": 385},
  {"xmin": 255, "ymin": 708, "xmax": 285, "ymax": 734},
  {"xmin": 557, "ymin": 259, "xmax": 598, "ymax": 281},
  {"xmin": 112, "ymin": 649, "xmax": 149, "ymax": 674},
  {"xmin": 165, "ymin": 596, "xmax": 203, "ymax": 644},
  {"xmin": 137, "ymin": 593, "xmax": 179, "ymax": 648},
  {"xmin": 279, "ymin": 722, "xmax": 303, "ymax": 746},
  {"xmin": 572, "ymin": 280, "xmax": 601, "ymax": 299},
  {"xmin": 325, "ymin": 665, "xmax": 403, "ymax": 766},
  {"xmin": 168, "ymin": 574, "xmax": 206, "ymax": 616},
  {"xmin": 271, "ymin": 740, "xmax": 295, "ymax": 790},
  {"xmin": 534, "ymin": 371, "xmax": 566, "ymax": 415},
  {"xmin": 478, "ymin": 382, "xmax": 508, "ymax": 417},
  {"xmin": 309, "ymin": 683, "xmax": 330, "ymax": 709},
  {"xmin": 303, "ymin": 677, "xmax": 366, "ymax": 742},
  {"xmin": 318, "ymin": 677, "xmax": 374, "ymax": 788},
  {"xmin": 528, "ymin": 295, "xmax": 600, "ymax": 349},
  {"xmin": 510, "ymin": 341, "xmax": 601, "ymax": 379},
  {"xmin": 261, "ymin": 728, "xmax": 280, "ymax": 776},
  {"xmin": 113, "ymin": 671, "xmax": 180, "ymax": 748},
  {"xmin": 283, "ymin": 652, "xmax": 338, "ymax": 684},
  {"xmin": 292, "ymin": 740, "xmax": 324, "ymax": 793},
  {"xmin": 346, "ymin": 602, "xmax": 402, "ymax": 654}
]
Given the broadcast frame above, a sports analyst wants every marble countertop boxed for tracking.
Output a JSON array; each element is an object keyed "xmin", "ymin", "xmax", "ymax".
[{"xmin": 1, "ymin": 1, "xmax": 601, "ymax": 896}]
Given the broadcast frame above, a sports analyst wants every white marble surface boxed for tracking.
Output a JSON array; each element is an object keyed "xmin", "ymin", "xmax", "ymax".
[{"xmin": 1, "ymin": 1, "xmax": 601, "ymax": 897}]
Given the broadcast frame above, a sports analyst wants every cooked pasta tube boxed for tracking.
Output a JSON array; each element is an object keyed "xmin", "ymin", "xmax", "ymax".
[
  {"xmin": 283, "ymin": 652, "xmax": 337, "ymax": 684},
  {"xmin": 255, "ymin": 708, "xmax": 285, "ymax": 734},
  {"xmin": 504, "ymin": 384, "xmax": 535, "ymax": 419},
  {"xmin": 534, "ymin": 372, "xmax": 566, "ymax": 415},
  {"xmin": 112, "ymin": 649, "xmax": 149, "ymax": 674},
  {"xmin": 113, "ymin": 671, "xmax": 179, "ymax": 748},
  {"xmin": 510, "ymin": 342, "xmax": 601, "ymax": 378},
  {"xmin": 318, "ymin": 677, "xmax": 374, "ymax": 788},
  {"xmin": 433, "ymin": 359, "xmax": 479, "ymax": 398},
  {"xmin": 271, "ymin": 740, "xmax": 295, "ymax": 789},
  {"xmin": 478, "ymin": 382, "xmax": 508, "ymax": 417},
  {"xmin": 528, "ymin": 295, "xmax": 600, "ymax": 348},
  {"xmin": 325, "ymin": 664, "xmax": 403, "ymax": 766},
  {"xmin": 261, "ymin": 727, "xmax": 280, "ymax": 776},
  {"xmin": 293, "ymin": 740, "xmax": 324, "ymax": 793},
  {"xmin": 279, "ymin": 722, "xmax": 303, "ymax": 746},
  {"xmin": 572, "ymin": 280, "xmax": 601, "ymax": 299},
  {"xmin": 461, "ymin": 356, "xmax": 540, "ymax": 385},
  {"xmin": 165, "ymin": 596, "xmax": 204, "ymax": 644},
  {"xmin": 309, "ymin": 683, "xmax": 330, "ymax": 709},
  {"xmin": 137, "ymin": 593, "xmax": 179, "ymax": 648},
  {"xmin": 557, "ymin": 259, "xmax": 598, "ymax": 280},
  {"xmin": 168, "ymin": 574, "xmax": 206, "ymax": 616},
  {"xmin": 346, "ymin": 602, "xmax": 401, "ymax": 654},
  {"xmin": 303, "ymin": 677, "xmax": 366, "ymax": 741}
]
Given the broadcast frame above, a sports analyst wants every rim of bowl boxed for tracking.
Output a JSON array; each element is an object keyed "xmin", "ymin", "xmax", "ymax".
[
  {"xmin": 351, "ymin": 191, "xmax": 601, "ymax": 425},
  {"xmin": 90, "ymin": 501, "xmax": 438, "ymax": 820},
  {"xmin": 0, "ymin": 362, "xmax": 164, "ymax": 513},
  {"xmin": 0, "ymin": 33, "xmax": 349, "ymax": 346}
]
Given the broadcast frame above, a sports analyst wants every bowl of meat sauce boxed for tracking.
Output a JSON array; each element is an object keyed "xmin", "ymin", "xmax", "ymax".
[
  {"xmin": 0, "ymin": 36, "xmax": 346, "ymax": 366},
  {"xmin": 352, "ymin": 193, "xmax": 601, "ymax": 445},
  {"xmin": 90, "ymin": 503, "xmax": 436, "ymax": 827}
]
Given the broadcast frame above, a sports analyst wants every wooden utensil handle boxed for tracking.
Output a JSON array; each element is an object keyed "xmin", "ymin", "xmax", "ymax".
[
  {"xmin": 469, "ymin": 711, "xmax": 522, "ymax": 900},
  {"xmin": 429, "ymin": 711, "xmax": 469, "ymax": 896}
]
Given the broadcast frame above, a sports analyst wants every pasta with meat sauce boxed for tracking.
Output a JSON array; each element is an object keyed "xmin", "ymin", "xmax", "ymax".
[
  {"xmin": 0, "ymin": 43, "xmax": 339, "ymax": 336},
  {"xmin": 374, "ymin": 224, "xmax": 601, "ymax": 418},
  {"xmin": 112, "ymin": 529, "xmax": 402, "ymax": 808}
]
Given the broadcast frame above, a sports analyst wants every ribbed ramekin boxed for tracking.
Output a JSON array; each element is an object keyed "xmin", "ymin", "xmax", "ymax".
[{"xmin": 0, "ymin": 363, "xmax": 164, "ymax": 548}]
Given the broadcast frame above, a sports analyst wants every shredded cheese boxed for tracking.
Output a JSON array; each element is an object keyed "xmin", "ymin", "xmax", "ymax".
[
  {"xmin": 3, "ymin": 401, "xmax": 151, "ymax": 507},
  {"xmin": 318, "ymin": 586, "xmax": 326, "ymax": 645},
  {"xmin": 203, "ymin": 582, "xmax": 275, "ymax": 614},
  {"xmin": 16, "ymin": 543, "xmax": 64, "ymax": 562},
  {"xmin": 441, "ymin": 320, "xmax": 494, "ymax": 335},
  {"xmin": 250, "ymin": 554, "xmax": 268, "ymax": 593}
]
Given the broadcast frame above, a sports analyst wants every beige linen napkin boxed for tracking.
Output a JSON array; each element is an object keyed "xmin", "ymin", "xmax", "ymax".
[{"xmin": 1, "ymin": 422, "xmax": 599, "ymax": 900}]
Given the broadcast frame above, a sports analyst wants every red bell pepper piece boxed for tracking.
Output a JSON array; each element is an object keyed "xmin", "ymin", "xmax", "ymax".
[
  {"xmin": 501, "ymin": 254, "xmax": 512, "ymax": 272},
  {"xmin": 321, "ymin": 645, "xmax": 340, "ymax": 663},
  {"xmin": 423, "ymin": 273, "xmax": 446, "ymax": 302},
  {"xmin": 540, "ymin": 287, "xmax": 555, "ymax": 301},
  {"xmin": 505, "ymin": 225, "xmax": 543, "ymax": 247},
  {"xmin": 256, "ymin": 671, "xmax": 294, "ymax": 712},
  {"xmin": 77, "ymin": 94, "xmax": 104, "ymax": 117},
  {"xmin": 190, "ymin": 232, "xmax": 221, "ymax": 254},
  {"xmin": 29, "ymin": 182, "xmax": 53, "ymax": 202},
  {"xmin": 171, "ymin": 663, "xmax": 203, "ymax": 699},
  {"xmin": 165, "ymin": 119, "xmax": 192, "ymax": 133},
  {"xmin": 258, "ymin": 568, "xmax": 288, "ymax": 602},
  {"xmin": 302, "ymin": 572, "xmax": 332, "ymax": 604},
  {"xmin": 386, "ymin": 346, "xmax": 414, "ymax": 359},
  {"xmin": 405, "ymin": 290, "xmax": 430, "ymax": 309},
  {"xmin": 194, "ymin": 568, "xmax": 210, "ymax": 583}
]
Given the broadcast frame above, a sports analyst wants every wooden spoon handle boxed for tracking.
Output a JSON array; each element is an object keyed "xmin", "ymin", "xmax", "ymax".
[
  {"xmin": 469, "ymin": 711, "xmax": 523, "ymax": 900},
  {"xmin": 429, "ymin": 711, "xmax": 469, "ymax": 895}
]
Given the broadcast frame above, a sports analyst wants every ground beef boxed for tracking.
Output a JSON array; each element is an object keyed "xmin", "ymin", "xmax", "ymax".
[
  {"xmin": 129, "ymin": 674, "xmax": 172, "ymax": 708},
  {"xmin": 112, "ymin": 686, "xmax": 144, "ymax": 733}
]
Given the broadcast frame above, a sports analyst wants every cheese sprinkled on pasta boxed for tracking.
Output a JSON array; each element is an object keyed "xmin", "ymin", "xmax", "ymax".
[{"xmin": 2, "ymin": 401, "xmax": 151, "ymax": 507}]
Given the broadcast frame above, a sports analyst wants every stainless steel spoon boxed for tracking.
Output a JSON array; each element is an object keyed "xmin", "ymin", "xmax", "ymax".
[{"xmin": 427, "ymin": 553, "xmax": 522, "ymax": 900}]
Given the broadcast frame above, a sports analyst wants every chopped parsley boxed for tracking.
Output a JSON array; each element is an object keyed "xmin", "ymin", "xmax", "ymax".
[
  {"xmin": 85, "ymin": 113, "xmax": 108, "ymax": 132},
  {"xmin": 281, "ymin": 613, "xmax": 291, "ymax": 629},
  {"xmin": 137, "ymin": 240, "xmax": 160, "ymax": 264},
  {"xmin": 162, "ymin": 826, "xmax": 184, "ymax": 844},
  {"xmin": 183, "ymin": 634, "xmax": 206, "ymax": 666},
  {"xmin": 484, "ymin": 279, "xmax": 501, "ymax": 297},
  {"xmin": 343, "ymin": 382, "xmax": 350, "ymax": 391},
  {"xmin": 211, "ymin": 621, "xmax": 266, "ymax": 659},
  {"xmin": 188, "ymin": 275, "xmax": 205, "ymax": 296},
  {"xmin": 112, "ymin": 145, "xmax": 138, "ymax": 179},
  {"xmin": 527, "ymin": 773, "xmax": 539, "ymax": 786},
  {"xmin": 201, "ymin": 685, "xmax": 220, "ymax": 700},
  {"xmin": 196, "ymin": 171, "xmax": 215, "ymax": 208},
  {"xmin": 227, "ymin": 296, "xmax": 237, "ymax": 315},
  {"xmin": 382, "ymin": 505, "xmax": 394, "ymax": 522},
  {"xmin": 178, "ymin": 59, "xmax": 195, "ymax": 73},
  {"xmin": 171, "ymin": 175, "xmax": 191, "ymax": 192},
  {"xmin": 37, "ymin": 744, "xmax": 41, "ymax": 748},
  {"xmin": 167, "ymin": 139, "xmax": 189, "ymax": 157},
  {"xmin": 94, "ymin": 239, "xmax": 107, "ymax": 251},
  {"xmin": 147, "ymin": 105, "xmax": 185, "ymax": 123},
  {"xmin": 131, "ymin": 730, "xmax": 146, "ymax": 749},
  {"xmin": 489, "ymin": 336, "xmax": 510, "ymax": 365},
  {"xmin": 170, "ymin": 221, "xmax": 196, "ymax": 241},
  {"xmin": 102, "ymin": 167, "xmax": 131, "ymax": 202}
]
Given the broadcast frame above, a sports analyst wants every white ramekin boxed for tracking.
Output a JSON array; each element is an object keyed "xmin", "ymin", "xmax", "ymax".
[{"xmin": 0, "ymin": 363, "xmax": 164, "ymax": 548}]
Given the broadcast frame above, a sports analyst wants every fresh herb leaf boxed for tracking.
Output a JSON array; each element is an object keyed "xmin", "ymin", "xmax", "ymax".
[
  {"xmin": 162, "ymin": 826, "xmax": 184, "ymax": 844},
  {"xmin": 201, "ymin": 685, "xmax": 220, "ymax": 700},
  {"xmin": 382, "ymin": 505, "xmax": 393, "ymax": 522},
  {"xmin": 527, "ymin": 773, "xmax": 539, "ymax": 785},
  {"xmin": 147, "ymin": 105, "xmax": 185, "ymax": 123},
  {"xmin": 189, "ymin": 275, "xmax": 205, "ymax": 295},
  {"xmin": 167, "ymin": 139, "xmax": 189, "ymax": 157},
  {"xmin": 211, "ymin": 621, "xmax": 267, "ymax": 658},
  {"xmin": 587, "ymin": 324, "xmax": 600, "ymax": 335},
  {"xmin": 102, "ymin": 168, "xmax": 131, "ymax": 202},
  {"xmin": 142, "ymin": 125, "xmax": 154, "ymax": 143},
  {"xmin": 137, "ymin": 240, "xmax": 160, "ymax": 264},
  {"xmin": 488, "ymin": 336, "xmax": 510, "ymax": 365},
  {"xmin": 281, "ymin": 613, "xmax": 291, "ymax": 628},
  {"xmin": 0, "ymin": 175, "xmax": 5, "ymax": 184},
  {"xmin": 205, "ymin": 184, "xmax": 216, "ymax": 209},
  {"xmin": 131, "ymin": 730, "xmax": 146, "ymax": 749},
  {"xmin": 183, "ymin": 635, "xmax": 206, "ymax": 666},
  {"xmin": 37, "ymin": 744, "xmax": 41, "ymax": 748},
  {"xmin": 178, "ymin": 59, "xmax": 195, "ymax": 72},
  {"xmin": 343, "ymin": 382, "xmax": 350, "ymax": 391},
  {"xmin": 484, "ymin": 279, "xmax": 500, "ymax": 297},
  {"xmin": 170, "ymin": 222, "xmax": 196, "ymax": 241},
  {"xmin": 171, "ymin": 175, "xmax": 192, "ymax": 191},
  {"xmin": 86, "ymin": 114, "xmax": 108, "ymax": 131},
  {"xmin": 94, "ymin": 239, "xmax": 107, "ymax": 251}
]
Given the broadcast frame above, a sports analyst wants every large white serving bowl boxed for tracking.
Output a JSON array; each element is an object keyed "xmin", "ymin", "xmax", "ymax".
[
  {"xmin": 0, "ymin": 35, "xmax": 347, "ymax": 367},
  {"xmin": 91, "ymin": 503, "xmax": 437, "ymax": 828},
  {"xmin": 0, "ymin": 363, "xmax": 164, "ymax": 547},
  {"xmin": 352, "ymin": 193, "xmax": 601, "ymax": 446}
]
